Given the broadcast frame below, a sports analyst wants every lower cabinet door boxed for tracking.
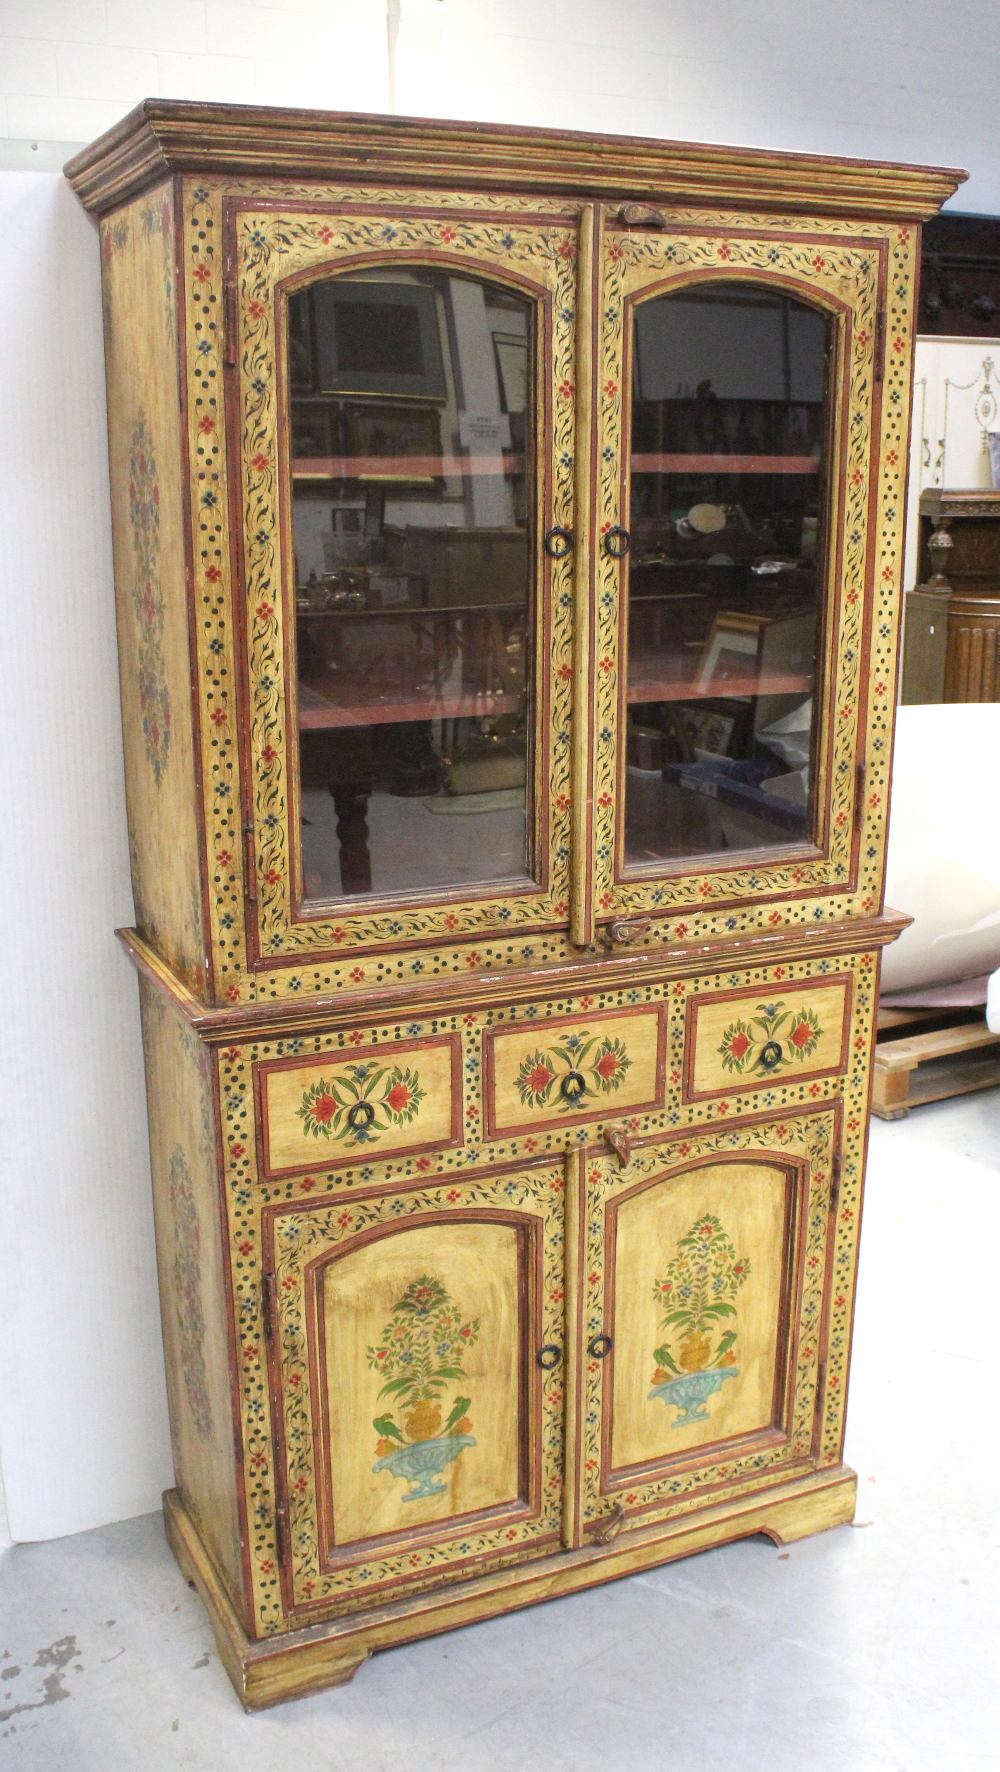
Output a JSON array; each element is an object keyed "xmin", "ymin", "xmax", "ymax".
[
  {"xmin": 264, "ymin": 1161, "xmax": 566, "ymax": 1617},
  {"xmin": 578, "ymin": 1109, "xmax": 839, "ymax": 1541}
]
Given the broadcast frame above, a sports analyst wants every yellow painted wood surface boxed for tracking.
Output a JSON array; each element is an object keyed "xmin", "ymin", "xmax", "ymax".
[
  {"xmin": 261, "ymin": 1040, "xmax": 459, "ymax": 1173},
  {"xmin": 486, "ymin": 1008, "xmax": 663, "ymax": 1135},
  {"xmin": 609, "ymin": 1161, "xmax": 789, "ymax": 1470},
  {"xmin": 101, "ymin": 179, "xmax": 207, "ymax": 994},
  {"xmin": 318, "ymin": 1221, "xmax": 523, "ymax": 1550},
  {"xmin": 138, "ymin": 983, "xmax": 244, "ymax": 1614},
  {"xmin": 687, "ymin": 977, "xmax": 850, "ymax": 1098}
]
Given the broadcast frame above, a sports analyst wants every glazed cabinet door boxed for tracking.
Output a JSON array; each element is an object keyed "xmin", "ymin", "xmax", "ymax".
[
  {"xmin": 579, "ymin": 211, "xmax": 889, "ymax": 944},
  {"xmin": 571, "ymin": 1109, "xmax": 840, "ymax": 1545},
  {"xmin": 227, "ymin": 195, "xmax": 580, "ymax": 974},
  {"xmin": 263, "ymin": 1160, "xmax": 566, "ymax": 1619}
]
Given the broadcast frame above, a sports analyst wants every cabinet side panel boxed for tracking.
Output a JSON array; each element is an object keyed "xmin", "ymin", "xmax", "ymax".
[
  {"xmin": 101, "ymin": 181, "xmax": 206, "ymax": 993},
  {"xmin": 138, "ymin": 978, "xmax": 245, "ymax": 1615}
]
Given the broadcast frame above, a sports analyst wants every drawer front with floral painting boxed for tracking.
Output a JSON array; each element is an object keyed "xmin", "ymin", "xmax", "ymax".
[
  {"xmin": 683, "ymin": 976, "xmax": 852, "ymax": 1104},
  {"xmin": 483, "ymin": 1005, "xmax": 667, "ymax": 1139},
  {"xmin": 257, "ymin": 1036, "xmax": 463, "ymax": 1177}
]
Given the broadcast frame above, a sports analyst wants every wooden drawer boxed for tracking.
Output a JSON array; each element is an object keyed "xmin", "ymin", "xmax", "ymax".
[
  {"xmin": 682, "ymin": 975, "xmax": 852, "ymax": 1103},
  {"xmin": 256, "ymin": 1035, "xmax": 463, "ymax": 1177},
  {"xmin": 484, "ymin": 1005, "xmax": 666, "ymax": 1138}
]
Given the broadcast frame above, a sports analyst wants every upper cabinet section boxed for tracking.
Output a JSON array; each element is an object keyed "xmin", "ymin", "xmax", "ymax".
[{"xmin": 66, "ymin": 105, "xmax": 964, "ymax": 1004}]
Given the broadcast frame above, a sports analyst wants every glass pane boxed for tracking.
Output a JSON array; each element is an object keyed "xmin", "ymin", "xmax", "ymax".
[
  {"xmin": 287, "ymin": 268, "xmax": 535, "ymax": 904},
  {"xmin": 623, "ymin": 282, "xmax": 832, "ymax": 871}
]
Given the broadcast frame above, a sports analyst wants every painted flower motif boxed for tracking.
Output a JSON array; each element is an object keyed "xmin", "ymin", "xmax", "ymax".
[
  {"xmin": 298, "ymin": 1063, "xmax": 425, "ymax": 1144},
  {"xmin": 718, "ymin": 1001, "xmax": 823, "ymax": 1075},
  {"xmin": 516, "ymin": 1031, "xmax": 631, "ymax": 1110}
]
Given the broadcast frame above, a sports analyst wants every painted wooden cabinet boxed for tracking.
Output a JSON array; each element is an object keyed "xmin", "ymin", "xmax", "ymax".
[{"xmin": 66, "ymin": 101, "xmax": 961, "ymax": 1709}]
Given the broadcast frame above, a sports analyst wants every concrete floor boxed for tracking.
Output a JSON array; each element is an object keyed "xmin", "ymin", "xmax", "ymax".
[{"xmin": 2, "ymin": 1093, "xmax": 999, "ymax": 1772}]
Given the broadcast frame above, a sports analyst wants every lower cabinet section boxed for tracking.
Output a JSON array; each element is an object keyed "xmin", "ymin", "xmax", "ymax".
[{"xmin": 145, "ymin": 947, "xmax": 877, "ymax": 1707}]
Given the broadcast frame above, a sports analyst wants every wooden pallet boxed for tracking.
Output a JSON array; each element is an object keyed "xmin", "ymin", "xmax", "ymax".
[{"xmin": 873, "ymin": 1004, "xmax": 1000, "ymax": 1119}]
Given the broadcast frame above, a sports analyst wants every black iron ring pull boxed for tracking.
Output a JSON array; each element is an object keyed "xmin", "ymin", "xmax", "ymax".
[
  {"xmin": 543, "ymin": 526, "xmax": 574, "ymax": 559},
  {"xmin": 588, "ymin": 1334, "xmax": 613, "ymax": 1360},
  {"xmin": 603, "ymin": 526, "xmax": 631, "ymax": 558},
  {"xmin": 536, "ymin": 1344, "xmax": 562, "ymax": 1370}
]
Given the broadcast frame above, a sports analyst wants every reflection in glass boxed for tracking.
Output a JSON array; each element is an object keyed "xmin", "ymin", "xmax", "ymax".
[
  {"xmin": 288, "ymin": 268, "xmax": 535, "ymax": 905},
  {"xmin": 623, "ymin": 282, "xmax": 832, "ymax": 870}
]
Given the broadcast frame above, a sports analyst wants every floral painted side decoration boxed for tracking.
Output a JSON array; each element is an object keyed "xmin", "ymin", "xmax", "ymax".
[
  {"xmin": 128, "ymin": 411, "xmax": 171, "ymax": 784},
  {"xmin": 649, "ymin": 1215, "xmax": 750, "ymax": 1427},
  {"xmin": 298, "ymin": 1061, "xmax": 425, "ymax": 1147},
  {"xmin": 718, "ymin": 1000, "xmax": 822, "ymax": 1077},
  {"xmin": 516, "ymin": 1030, "xmax": 631, "ymax": 1112},
  {"xmin": 369, "ymin": 1276, "xmax": 479, "ymax": 1501},
  {"xmin": 168, "ymin": 1146, "xmax": 211, "ymax": 1440}
]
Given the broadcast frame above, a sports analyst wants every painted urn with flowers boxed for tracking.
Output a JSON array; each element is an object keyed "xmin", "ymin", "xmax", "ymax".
[
  {"xmin": 369, "ymin": 1276, "xmax": 479, "ymax": 1501},
  {"xmin": 649, "ymin": 1215, "xmax": 750, "ymax": 1427}
]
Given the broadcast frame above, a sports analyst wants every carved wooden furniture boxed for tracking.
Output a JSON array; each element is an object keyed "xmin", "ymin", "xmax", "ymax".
[
  {"xmin": 66, "ymin": 101, "xmax": 962, "ymax": 1710},
  {"xmin": 902, "ymin": 489, "xmax": 1000, "ymax": 702}
]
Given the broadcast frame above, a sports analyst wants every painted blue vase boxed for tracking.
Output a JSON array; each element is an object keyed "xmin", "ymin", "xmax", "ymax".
[
  {"xmin": 649, "ymin": 1367, "xmax": 739, "ymax": 1426},
  {"xmin": 373, "ymin": 1432, "xmax": 476, "ymax": 1501}
]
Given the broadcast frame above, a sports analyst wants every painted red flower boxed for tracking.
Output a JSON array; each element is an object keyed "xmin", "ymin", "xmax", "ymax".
[
  {"xmin": 312, "ymin": 1092, "xmax": 336, "ymax": 1125},
  {"xmin": 386, "ymin": 1081, "xmax": 412, "ymax": 1113},
  {"xmin": 528, "ymin": 1062, "xmax": 554, "ymax": 1094},
  {"xmin": 194, "ymin": 263, "xmax": 211, "ymax": 283},
  {"xmin": 197, "ymin": 415, "xmax": 214, "ymax": 434},
  {"xmin": 596, "ymin": 1050, "xmax": 619, "ymax": 1080},
  {"xmin": 251, "ymin": 452, "xmax": 269, "ymax": 473},
  {"xmin": 790, "ymin": 1019, "xmax": 812, "ymax": 1050},
  {"xmin": 205, "ymin": 564, "xmax": 221, "ymax": 583},
  {"xmin": 728, "ymin": 1031, "xmax": 750, "ymax": 1060}
]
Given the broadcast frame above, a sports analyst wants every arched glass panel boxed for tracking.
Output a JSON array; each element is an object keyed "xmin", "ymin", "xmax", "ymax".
[
  {"xmin": 622, "ymin": 281, "xmax": 833, "ymax": 870},
  {"xmin": 286, "ymin": 267, "xmax": 536, "ymax": 904}
]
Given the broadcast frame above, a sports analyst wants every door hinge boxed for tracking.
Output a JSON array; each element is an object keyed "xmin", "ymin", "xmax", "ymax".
[
  {"xmin": 274, "ymin": 1503, "xmax": 289, "ymax": 1564},
  {"xmin": 222, "ymin": 265, "xmax": 238, "ymax": 369},
  {"xmin": 873, "ymin": 306, "xmax": 887, "ymax": 384},
  {"xmin": 853, "ymin": 762, "xmax": 867, "ymax": 831},
  {"xmin": 829, "ymin": 1152, "xmax": 842, "ymax": 1216},
  {"xmin": 261, "ymin": 1270, "xmax": 276, "ymax": 1344},
  {"xmin": 242, "ymin": 817, "xmax": 257, "ymax": 903}
]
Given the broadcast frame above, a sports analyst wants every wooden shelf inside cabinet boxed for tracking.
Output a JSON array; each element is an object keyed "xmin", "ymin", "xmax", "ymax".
[
  {"xmin": 631, "ymin": 453, "xmax": 821, "ymax": 475},
  {"xmin": 292, "ymin": 454, "xmax": 524, "ymax": 482},
  {"xmin": 298, "ymin": 672, "xmax": 523, "ymax": 730},
  {"xmin": 627, "ymin": 650, "xmax": 811, "ymax": 704}
]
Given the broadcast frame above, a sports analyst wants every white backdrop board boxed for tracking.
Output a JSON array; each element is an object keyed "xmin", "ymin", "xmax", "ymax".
[{"xmin": 882, "ymin": 705, "xmax": 1000, "ymax": 994}]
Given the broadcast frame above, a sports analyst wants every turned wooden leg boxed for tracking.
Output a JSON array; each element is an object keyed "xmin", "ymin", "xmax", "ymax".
[{"xmin": 331, "ymin": 783, "xmax": 372, "ymax": 896}]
